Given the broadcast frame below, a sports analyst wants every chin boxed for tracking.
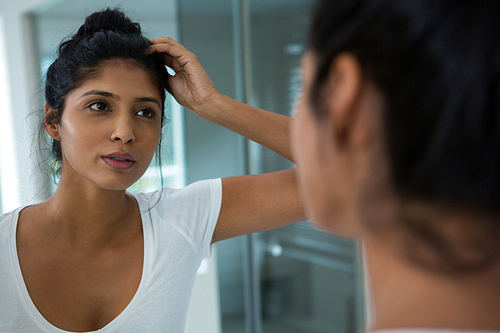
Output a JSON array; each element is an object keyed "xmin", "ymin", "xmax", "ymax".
[
  {"xmin": 303, "ymin": 202, "xmax": 330, "ymax": 231},
  {"xmin": 308, "ymin": 200, "xmax": 353, "ymax": 236},
  {"xmin": 308, "ymin": 215, "xmax": 331, "ymax": 232}
]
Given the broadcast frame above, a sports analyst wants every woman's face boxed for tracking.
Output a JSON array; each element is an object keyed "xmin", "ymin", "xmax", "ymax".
[
  {"xmin": 291, "ymin": 52, "xmax": 360, "ymax": 235},
  {"xmin": 292, "ymin": 52, "xmax": 339, "ymax": 230},
  {"xmin": 292, "ymin": 51, "xmax": 393, "ymax": 238},
  {"xmin": 51, "ymin": 60, "xmax": 162, "ymax": 191}
]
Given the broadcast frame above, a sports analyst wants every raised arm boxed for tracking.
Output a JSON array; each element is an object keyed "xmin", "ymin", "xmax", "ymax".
[
  {"xmin": 191, "ymin": 94, "xmax": 294, "ymax": 162},
  {"xmin": 148, "ymin": 37, "xmax": 305, "ymax": 242},
  {"xmin": 148, "ymin": 37, "xmax": 293, "ymax": 161}
]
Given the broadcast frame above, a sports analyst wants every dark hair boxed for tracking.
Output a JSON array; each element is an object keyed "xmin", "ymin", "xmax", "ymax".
[
  {"xmin": 308, "ymin": 0, "xmax": 500, "ymax": 271},
  {"xmin": 43, "ymin": 8, "xmax": 169, "ymax": 176}
]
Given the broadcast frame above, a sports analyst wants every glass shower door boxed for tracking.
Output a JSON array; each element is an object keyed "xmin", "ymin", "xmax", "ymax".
[
  {"xmin": 246, "ymin": 1, "xmax": 366, "ymax": 332},
  {"xmin": 177, "ymin": 0, "xmax": 367, "ymax": 331}
]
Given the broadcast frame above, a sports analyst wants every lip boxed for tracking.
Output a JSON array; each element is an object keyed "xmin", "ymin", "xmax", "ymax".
[{"xmin": 102, "ymin": 152, "xmax": 136, "ymax": 170}]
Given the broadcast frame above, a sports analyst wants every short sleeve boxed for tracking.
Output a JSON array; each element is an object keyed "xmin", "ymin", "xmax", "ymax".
[
  {"xmin": 140, "ymin": 178, "xmax": 222, "ymax": 259},
  {"xmin": 202, "ymin": 178, "xmax": 223, "ymax": 257}
]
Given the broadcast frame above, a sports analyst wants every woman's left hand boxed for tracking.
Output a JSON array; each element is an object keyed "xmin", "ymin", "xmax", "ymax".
[{"xmin": 147, "ymin": 37, "xmax": 220, "ymax": 117}]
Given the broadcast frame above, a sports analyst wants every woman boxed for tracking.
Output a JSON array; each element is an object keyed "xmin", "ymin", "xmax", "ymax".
[
  {"xmin": 0, "ymin": 8, "xmax": 304, "ymax": 332},
  {"xmin": 292, "ymin": 0, "xmax": 500, "ymax": 331}
]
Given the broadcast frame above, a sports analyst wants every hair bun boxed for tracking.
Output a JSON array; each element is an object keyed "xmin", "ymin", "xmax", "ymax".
[{"xmin": 75, "ymin": 8, "xmax": 141, "ymax": 38}]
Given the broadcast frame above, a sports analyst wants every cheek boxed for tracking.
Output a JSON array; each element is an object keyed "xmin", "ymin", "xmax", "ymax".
[
  {"xmin": 292, "ymin": 106, "xmax": 325, "ymax": 222},
  {"xmin": 58, "ymin": 116, "xmax": 106, "ymax": 170},
  {"xmin": 134, "ymin": 125, "xmax": 162, "ymax": 170},
  {"xmin": 145, "ymin": 126, "xmax": 162, "ymax": 153},
  {"xmin": 59, "ymin": 118, "xmax": 99, "ymax": 149},
  {"xmin": 292, "ymin": 107, "xmax": 350, "ymax": 233}
]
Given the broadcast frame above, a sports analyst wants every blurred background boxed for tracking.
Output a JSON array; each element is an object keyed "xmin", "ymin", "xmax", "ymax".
[{"xmin": 0, "ymin": 0, "xmax": 368, "ymax": 332}]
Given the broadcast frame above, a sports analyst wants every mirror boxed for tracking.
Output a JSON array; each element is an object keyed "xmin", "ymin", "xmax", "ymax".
[{"xmin": 31, "ymin": 0, "xmax": 185, "ymax": 192}]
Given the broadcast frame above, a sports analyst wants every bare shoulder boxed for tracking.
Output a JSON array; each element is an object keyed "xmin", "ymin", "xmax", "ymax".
[{"xmin": 17, "ymin": 203, "xmax": 48, "ymax": 248}]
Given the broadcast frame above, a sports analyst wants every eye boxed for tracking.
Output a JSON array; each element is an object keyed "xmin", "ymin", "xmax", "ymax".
[
  {"xmin": 88, "ymin": 101, "xmax": 110, "ymax": 111},
  {"xmin": 136, "ymin": 108, "xmax": 156, "ymax": 119}
]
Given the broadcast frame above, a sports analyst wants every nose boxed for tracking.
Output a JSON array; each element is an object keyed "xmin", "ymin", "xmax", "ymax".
[{"xmin": 111, "ymin": 115, "xmax": 135, "ymax": 144}]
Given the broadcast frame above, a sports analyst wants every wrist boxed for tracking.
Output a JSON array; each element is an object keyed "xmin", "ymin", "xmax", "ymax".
[{"xmin": 192, "ymin": 92, "xmax": 228, "ymax": 122}]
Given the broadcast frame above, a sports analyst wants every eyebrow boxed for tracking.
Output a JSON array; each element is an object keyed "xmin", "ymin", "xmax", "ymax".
[
  {"xmin": 79, "ymin": 90, "xmax": 119, "ymax": 100},
  {"xmin": 136, "ymin": 97, "xmax": 162, "ymax": 109},
  {"xmin": 78, "ymin": 90, "xmax": 162, "ymax": 108}
]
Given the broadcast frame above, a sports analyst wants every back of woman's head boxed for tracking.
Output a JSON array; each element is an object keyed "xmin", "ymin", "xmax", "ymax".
[
  {"xmin": 44, "ymin": 8, "xmax": 168, "ymax": 169},
  {"xmin": 308, "ymin": 0, "xmax": 500, "ymax": 271}
]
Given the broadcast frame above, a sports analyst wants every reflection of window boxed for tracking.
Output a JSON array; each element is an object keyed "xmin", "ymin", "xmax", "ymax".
[
  {"xmin": 289, "ymin": 66, "xmax": 302, "ymax": 117},
  {"xmin": 0, "ymin": 14, "xmax": 18, "ymax": 213}
]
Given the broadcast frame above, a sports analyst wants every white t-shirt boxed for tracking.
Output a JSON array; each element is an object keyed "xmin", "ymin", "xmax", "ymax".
[
  {"xmin": 0, "ymin": 178, "xmax": 222, "ymax": 333},
  {"xmin": 372, "ymin": 330, "xmax": 500, "ymax": 333}
]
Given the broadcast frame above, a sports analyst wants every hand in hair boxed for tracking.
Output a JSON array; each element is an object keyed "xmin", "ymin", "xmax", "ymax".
[{"xmin": 147, "ymin": 37, "xmax": 219, "ymax": 118}]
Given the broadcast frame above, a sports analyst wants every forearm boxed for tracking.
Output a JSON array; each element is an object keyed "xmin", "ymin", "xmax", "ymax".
[{"xmin": 195, "ymin": 93, "xmax": 294, "ymax": 162}]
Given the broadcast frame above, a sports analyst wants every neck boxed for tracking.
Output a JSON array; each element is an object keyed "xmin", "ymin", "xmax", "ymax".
[
  {"xmin": 41, "ymin": 175, "xmax": 139, "ymax": 248},
  {"xmin": 364, "ymin": 237, "xmax": 500, "ymax": 331}
]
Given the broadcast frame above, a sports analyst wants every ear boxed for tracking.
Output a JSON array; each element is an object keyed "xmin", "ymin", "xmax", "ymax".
[
  {"xmin": 323, "ymin": 53, "xmax": 364, "ymax": 148},
  {"xmin": 43, "ymin": 103, "xmax": 61, "ymax": 141}
]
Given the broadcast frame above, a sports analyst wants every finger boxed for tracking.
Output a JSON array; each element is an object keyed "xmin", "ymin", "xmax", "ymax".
[
  {"xmin": 150, "ymin": 36, "xmax": 187, "ymax": 51},
  {"xmin": 150, "ymin": 36, "xmax": 175, "ymax": 44},
  {"xmin": 148, "ymin": 43, "xmax": 196, "ymax": 69},
  {"xmin": 146, "ymin": 43, "xmax": 187, "ymax": 74},
  {"xmin": 149, "ymin": 37, "xmax": 191, "ymax": 57},
  {"xmin": 163, "ymin": 53, "xmax": 184, "ymax": 73},
  {"xmin": 148, "ymin": 38, "xmax": 199, "ymax": 67},
  {"xmin": 153, "ymin": 47, "xmax": 191, "ymax": 76},
  {"xmin": 147, "ymin": 43, "xmax": 184, "ymax": 59}
]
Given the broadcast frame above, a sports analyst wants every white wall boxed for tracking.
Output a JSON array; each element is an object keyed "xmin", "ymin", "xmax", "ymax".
[
  {"xmin": 0, "ymin": 13, "xmax": 11, "ymax": 213},
  {"xmin": 0, "ymin": 0, "xmax": 182, "ymax": 212},
  {"xmin": 0, "ymin": 0, "xmax": 50, "ymax": 212}
]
